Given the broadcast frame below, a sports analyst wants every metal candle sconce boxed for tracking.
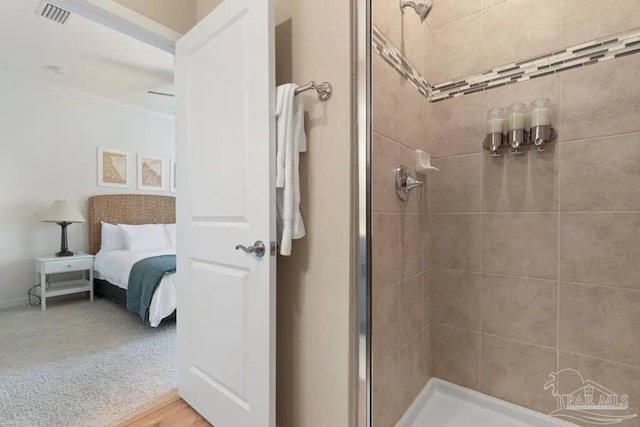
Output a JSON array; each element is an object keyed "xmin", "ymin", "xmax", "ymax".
[{"xmin": 484, "ymin": 97, "xmax": 557, "ymax": 156}]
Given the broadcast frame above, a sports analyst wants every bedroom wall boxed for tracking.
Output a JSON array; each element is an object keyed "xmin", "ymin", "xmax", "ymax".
[{"xmin": 0, "ymin": 74, "xmax": 175, "ymax": 307}]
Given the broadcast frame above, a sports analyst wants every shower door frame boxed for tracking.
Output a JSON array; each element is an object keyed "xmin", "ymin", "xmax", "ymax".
[{"xmin": 354, "ymin": 0, "xmax": 372, "ymax": 426}]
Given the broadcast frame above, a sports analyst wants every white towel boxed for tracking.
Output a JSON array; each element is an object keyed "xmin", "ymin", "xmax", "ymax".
[{"xmin": 276, "ymin": 84, "xmax": 307, "ymax": 256}]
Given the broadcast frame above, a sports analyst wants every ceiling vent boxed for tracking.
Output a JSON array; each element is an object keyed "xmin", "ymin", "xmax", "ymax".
[{"xmin": 35, "ymin": 2, "xmax": 71, "ymax": 25}]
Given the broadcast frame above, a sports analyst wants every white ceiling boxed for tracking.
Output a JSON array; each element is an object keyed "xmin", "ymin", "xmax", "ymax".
[{"xmin": 0, "ymin": 1, "xmax": 175, "ymax": 115}]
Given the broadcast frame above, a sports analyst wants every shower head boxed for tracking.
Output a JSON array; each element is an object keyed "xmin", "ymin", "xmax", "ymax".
[{"xmin": 399, "ymin": 0, "xmax": 433, "ymax": 23}]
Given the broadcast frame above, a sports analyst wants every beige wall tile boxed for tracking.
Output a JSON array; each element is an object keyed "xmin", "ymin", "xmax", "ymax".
[
  {"xmin": 482, "ymin": 213, "xmax": 558, "ymax": 279},
  {"xmin": 431, "ymin": 324, "xmax": 480, "ymax": 389},
  {"xmin": 481, "ymin": 274, "xmax": 557, "ymax": 347},
  {"xmin": 368, "ymin": 0, "xmax": 640, "ymax": 420},
  {"xmin": 561, "ymin": 55, "xmax": 640, "ymax": 142},
  {"xmin": 401, "ymin": 13, "xmax": 427, "ymax": 76},
  {"xmin": 428, "ymin": 0, "xmax": 482, "ymax": 29},
  {"xmin": 481, "ymin": 334, "xmax": 557, "ymax": 414},
  {"xmin": 427, "ymin": 93, "xmax": 484, "ymax": 158},
  {"xmin": 560, "ymin": 135, "xmax": 640, "ymax": 211},
  {"xmin": 399, "ymin": 81, "xmax": 429, "ymax": 152},
  {"xmin": 424, "ymin": 325, "xmax": 433, "ymax": 378},
  {"xmin": 373, "ymin": 133, "xmax": 403, "ymax": 213},
  {"xmin": 374, "ymin": 0, "xmax": 427, "ymax": 73},
  {"xmin": 400, "ymin": 332, "xmax": 428, "ymax": 411},
  {"xmin": 422, "ymin": 213, "xmax": 431, "ymax": 270},
  {"xmin": 559, "ymin": 213, "xmax": 640, "ymax": 289},
  {"xmin": 483, "ymin": 147, "xmax": 558, "ymax": 212},
  {"xmin": 373, "ymin": 284, "xmax": 401, "ymax": 368},
  {"xmin": 559, "ymin": 352, "xmax": 640, "ymax": 426},
  {"xmin": 400, "ymin": 145, "xmax": 424, "ymax": 214},
  {"xmin": 559, "ymin": 282, "xmax": 640, "ymax": 367},
  {"xmin": 400, "ymin": 273, "xmax": 425, "ymax": 346},
  {"xmin": 423, "ymin": 264, "xmax": 432, "ymax": 316},
  {"xmin": 563, "ymin": 0, "xmax": 640, "ymax": 46},
  {"xmin": 425, "ymin": 13, "xmax": 483, "ymax": 83},
  {"xmin": 372, "ymin": 213, "xmax": 402, "ymax": 291},
  {"xmin": 372, "ymin": 0, "xmax": 402, "ymax": 48},
  {"xmin": 427, "ymin": 269, "xmax": 480, "ymax": 330},
  {"xmin": 483, "ymin": 0, "xmax": 507, "ymax": 8},
  {"xmin": 482, "ymin": 0, "xmax": 562, "ymax": 72},
  {"xmin": 372, "ymin": 352, "xmax": 403, "ymax": 427},
  {"xmin": 373, "ymin": 54, "xmax": 402, "ymax": 142},
  {"xmin": 402, "ymin": 214, "xmax": 424, "ymax": 278},
  {"xmin": 428, "ymin": 154, "xmax": 482, "ymax": 213},
  {"xmin": 429, "ymin": 214, "xmax": 481, "ymax": 272}
]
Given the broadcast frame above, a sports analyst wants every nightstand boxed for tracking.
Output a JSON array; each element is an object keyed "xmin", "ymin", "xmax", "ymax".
[{"xmin": 34, "ymin": 254, "xmax": 95, "ymax": 311}]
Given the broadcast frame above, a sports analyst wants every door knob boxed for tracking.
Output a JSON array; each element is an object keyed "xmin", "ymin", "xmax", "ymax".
[{"xmin": 235, "ymin": 240, "xmax": 266, "ymax": 258}]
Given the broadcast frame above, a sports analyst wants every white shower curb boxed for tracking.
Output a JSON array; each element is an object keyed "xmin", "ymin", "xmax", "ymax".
[{"xmin": 396, "ymin": 378, "xmax": 575, "ymax": 427}]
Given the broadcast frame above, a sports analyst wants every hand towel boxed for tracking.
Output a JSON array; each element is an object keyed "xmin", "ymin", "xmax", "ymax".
[{"xmin": 276, "ymin": 84, "xmax": 307, "ymax": 256}]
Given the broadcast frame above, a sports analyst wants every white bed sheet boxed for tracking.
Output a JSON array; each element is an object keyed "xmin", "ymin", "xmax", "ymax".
[{"xmin": 94, "ymin": 249, "xmax": 176, "ymax": 327}]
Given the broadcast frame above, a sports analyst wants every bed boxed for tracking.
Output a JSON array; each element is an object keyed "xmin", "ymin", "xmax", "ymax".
[{"xmin": 88, "ymin": 194, "xmax": 177, "ymax": 327}]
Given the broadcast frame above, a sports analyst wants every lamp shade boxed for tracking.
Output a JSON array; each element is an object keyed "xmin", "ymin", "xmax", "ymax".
[{"xmin": 42, "ymin": 200, "xmax": 86, "ymax": 223}]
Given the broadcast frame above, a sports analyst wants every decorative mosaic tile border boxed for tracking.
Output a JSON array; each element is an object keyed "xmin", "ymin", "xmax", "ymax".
[
  {"xmin": 372, "ymin": 24, "xmax": 640, "ymax": 103},
  {"xmin": 372, "ymin": 25, "xmax": 431, "ymax": 97}
]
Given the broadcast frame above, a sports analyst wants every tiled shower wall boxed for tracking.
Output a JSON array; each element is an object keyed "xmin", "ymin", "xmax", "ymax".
[
  {"xmin": 372, "ymin": 2, "xmax": 433, "ymax": 426},
  {"xmin": 371, "ymin": 48, "xmax": 431, "ymax": 427},
  {"xmin": 426, "ymin": 55, "xmax": 640, "ymax": 423},
  {"xmin": 372, "ymin": 1, "xmax": 640, "ymax": 426},
  {"xmin": 423, "ymin": 6, "xmax": 640, "ymax": 427},
  {"xmin": 423, "ymin": 0, "xmax": 640, "ymax": 84}
]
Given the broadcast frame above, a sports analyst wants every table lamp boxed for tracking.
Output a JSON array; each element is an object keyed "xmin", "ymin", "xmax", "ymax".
[{"xmin": 42, "ymin": 200, "xmax": 86, "ymax": 257}]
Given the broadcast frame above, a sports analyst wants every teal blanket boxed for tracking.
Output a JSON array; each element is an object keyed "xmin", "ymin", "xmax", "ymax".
[{"xmin": 127, "ymin": 255, "xmax": 176, "ymax": 325}]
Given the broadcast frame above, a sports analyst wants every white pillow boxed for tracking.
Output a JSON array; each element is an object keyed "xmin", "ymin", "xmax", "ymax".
[
  {"xmin": 164, "ymin": 224, "xmax": 177, "ymax": 248},
  {"xmin": 118, "ymin": 224, "xmax": 171, "ymax": 251},
  {"xmin": 100, "ymin": 222, "xmax": 126, "ymax": 251}
]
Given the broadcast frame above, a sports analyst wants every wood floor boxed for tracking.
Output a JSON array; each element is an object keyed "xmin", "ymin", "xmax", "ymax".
[{"xmin": 117, "ymin": 390, "xmax": 212, "ymax": 427}]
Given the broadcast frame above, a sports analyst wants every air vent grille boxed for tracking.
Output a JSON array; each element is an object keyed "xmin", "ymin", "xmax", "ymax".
[{"xmin": 37, "ymin": 2, "xmax": 71, "ymax": 24}]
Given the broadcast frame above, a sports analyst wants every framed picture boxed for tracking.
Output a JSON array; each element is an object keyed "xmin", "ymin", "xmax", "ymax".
[
  {"xmin": 170, "ymin": 159, "xmax": 176, "ymax": 193},
  {"xmin": 97, "ymin": 148, "xmax": 129, "ymax": 188},
  {"xmin": 137, "ymin": 155, "xmax": 165, "ymax": 191}
]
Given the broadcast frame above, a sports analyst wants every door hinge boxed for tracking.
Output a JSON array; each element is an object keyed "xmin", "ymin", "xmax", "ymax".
[{"xmin": 270, "ymin": 241, "xmax": 278, "ymax": 256}]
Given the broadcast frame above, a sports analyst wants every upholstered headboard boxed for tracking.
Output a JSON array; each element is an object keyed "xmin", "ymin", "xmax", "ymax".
[{"xmin": 88, "ymin": 194, "xmax": 176, "ymax": 254}]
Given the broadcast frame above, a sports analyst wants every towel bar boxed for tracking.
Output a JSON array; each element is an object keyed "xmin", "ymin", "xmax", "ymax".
[{"xmin": 295, "ymin": 81, "xmax": 333, "ymax": 101}]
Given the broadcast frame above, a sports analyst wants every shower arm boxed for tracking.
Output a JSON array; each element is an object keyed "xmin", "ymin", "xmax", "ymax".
[{"xmin": 399, "ymin": 0, "xmax": 433, "ymax": 22}]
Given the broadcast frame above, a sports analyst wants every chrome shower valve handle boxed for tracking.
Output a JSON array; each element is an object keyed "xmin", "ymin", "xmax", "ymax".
[{"xmin": 395, "ymin": 165, "xmax": 424, "ymax": 201}]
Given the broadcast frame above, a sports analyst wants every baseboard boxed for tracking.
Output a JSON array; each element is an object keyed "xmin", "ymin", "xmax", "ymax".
[
  {"xmin": 0, "ymin": 298, "xmax": 28, "ymax": 310},
  {"xmin": 115, "ymin": 388, "xmax": 180, "ymax": 426}
]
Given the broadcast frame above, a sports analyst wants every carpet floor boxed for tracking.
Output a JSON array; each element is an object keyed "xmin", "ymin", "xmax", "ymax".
[{"xmin": 0, "ymin": 295, "xmax": 176, "ymax": 427}]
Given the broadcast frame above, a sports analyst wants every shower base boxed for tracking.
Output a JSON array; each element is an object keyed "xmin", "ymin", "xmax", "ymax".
[{"xmin": 396, "ymin": 378, "xmax": 574, "ymax": 427}]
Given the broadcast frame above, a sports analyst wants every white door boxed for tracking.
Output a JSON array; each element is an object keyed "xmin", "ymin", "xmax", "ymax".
[{"xmin": 175, "ymin": 0, "xmax": 276, "ymax": 426}]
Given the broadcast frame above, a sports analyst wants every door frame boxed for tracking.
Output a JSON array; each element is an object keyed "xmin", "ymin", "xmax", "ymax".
[
  {"xmin": 355, "ymin": 0, "xmax": 371, "ymax": 426},
  {"xmin": 63, "ymin": 1, "xmax": 374, "ymax": 426}
]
